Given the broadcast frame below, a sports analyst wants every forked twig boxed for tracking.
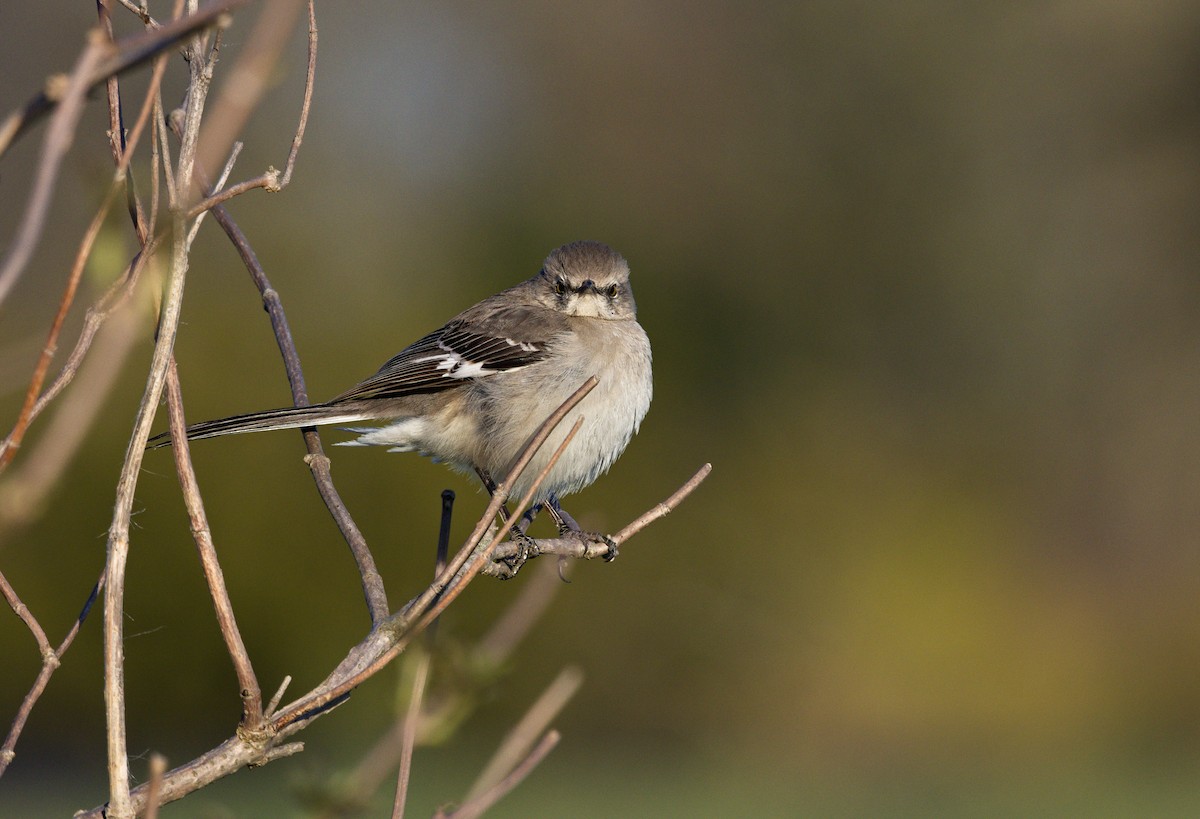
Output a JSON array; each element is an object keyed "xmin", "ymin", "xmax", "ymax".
[
  {"xmin": 439, "ymin": 731, "xmax": 562, "ymax": 819},
  {"xmin": 0, "ymin": 567, "xmax": 105, "ymax": 779},
  {"xmin": 464, "ymin": 667, "xmax": 583, "ymax": 802}
]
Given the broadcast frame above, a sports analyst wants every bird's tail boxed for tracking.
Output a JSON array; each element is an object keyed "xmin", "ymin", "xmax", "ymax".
[{"xmin": 147, "ymin": 403, "xmax": 380, "ymax": 448}]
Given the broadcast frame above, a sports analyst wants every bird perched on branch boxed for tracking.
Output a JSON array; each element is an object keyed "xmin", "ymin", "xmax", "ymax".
[{"xmin": 151, "ymin": 240, "xmax": 653, "ymax": 547}]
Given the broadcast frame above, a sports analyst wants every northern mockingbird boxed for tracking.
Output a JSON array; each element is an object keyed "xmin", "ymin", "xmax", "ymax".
[{"xmin": 152, "ymin": 240, "xmax": 652, "ymax": 544}]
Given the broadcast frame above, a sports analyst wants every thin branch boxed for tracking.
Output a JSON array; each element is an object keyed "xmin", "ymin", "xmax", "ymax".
[
  {"xmin": 165, "ymin": 359, "xmax": 264, "ymax": 727},
  {"xmin": 442, "ymin": 731, "xmax": 561, "ymax": 819},
  {"xmin": 280, "ymin": 0, "xmax": 317, "ymax": 188},
  {"xmin": 0, "ymin": 28, "xmax": 170, "ymax": 471},
  {"xmin": 265, "ymin": 675, "xmax": 293, "ymax": 720},
  {"xmin": 612, "ymin": 462, "xmax": 712, "ymax": 543},
  {"xmin": 164, "ymin": 1, "xmax": 385, "ymax": 623},
  {"xmin": 192, "ymin": 0, "xmax": 306, "ymax": 198},
  {"xmin": 0, "ymin": 567, "xmax": 105, "ymax": 780},
  {"xmin": 481, "ymin": 462, "xmax": 714, "ymax": 577},
  {"xmin": 0, "ymin": 298, "xmax": 146, "ymax": 530},
  {"xmin": 184, "ymin": 165, "xmax": 278, "ymax": 220},
  {"xmin": 76, "ymin": 426, "xmax": 703, "ymax": 815},
  {"xmin": 0, "ymin": 33, "xmax": 109, "ymax": 310},
  {"xmin": 0, "ymin": 237, "xmax": 159, "ymax": 467},
  {"xmin": 0, "ymin": 0, "xmax": 248, "ymax": 159},
  {"xmin": 203, "ymin": 204, "xmax": 390, "ymax": 623},
  {"xmin": 392, "ymin": 490, "xmax": 454, "ymax": 819},
  {"xmin": 103, "ymin": 16, "xmax": 217, "ymax": 816},
  {"xmin": 185, "ymin": 140, "xmax": 242, "ymax": 247},
  {"xmin": 143, "ymin": 753, "xmax": 168, "ymax": 819},
  {"xmin": 268, "ymin": 394, "xmax": 593, "ymax": 735},
  {"xmin": 0, "ymin": 571, "xmax": 51, "ymax": 656},
  {"xmin": 464, "ymin": 667, "xmax": 583, "ymax": 802},
  {"xmin": 0, "ymin": 184, "xmax": 120, "ymax": 472},
  {"xmin": 96, "ymin": 0, "xmax": 149, "ymax": 241}
]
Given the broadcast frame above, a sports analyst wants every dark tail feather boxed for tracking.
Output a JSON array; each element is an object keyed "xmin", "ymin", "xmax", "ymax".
[{"xmin": 147, "ymin": 403, "xmax": 379, "ymax": 448}]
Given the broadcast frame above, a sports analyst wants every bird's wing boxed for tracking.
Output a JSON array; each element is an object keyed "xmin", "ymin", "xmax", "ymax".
[{"xmin": 332, "ymin": 304, "xmax": 567, "ymax": 401}]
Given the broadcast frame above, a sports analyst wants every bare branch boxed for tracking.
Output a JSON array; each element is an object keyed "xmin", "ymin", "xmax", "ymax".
[
  {"xmin": 143, "ymin": 753, "xmax": 168, "ymax": 819},
  {"xmin": 391, "ymin": 490, "xmax": 454, "ymax": 819},
  {"xmin": 264, "ymin": 392, "xmax": 594, "ymax": 737},
  {"xmin": 76, "ymin": 391, "xmax": 700, "ymax": 814},
  {"xmin": 465, "ymin": 667, "xmax": 582, "ymax": 802},
  {"xmin": 0, "ymin": 0, "xmax": 248, "ymax": 159},
  {"xmin": 0, "ymin": 34, "xmax": 109, "ymax": 310},
  {"xmin": 264, "ymin": 675, "xmax": 293, "ymax": 720},
  {"xmin": 280, "ymin": 0, "xmax": 317, "ymax": 188},
  {"xmin": 201, "ymin": 204, "xmax": 390, "ymax": 623},
  {"xmin": 0, "ymin": 567, "xmax": 104, "ymax": 780},
  {"xmin": 442, "ymin": 731, "xmax": 562, "ymax": 819},
  {"xmin": 165, "ymin": 359, "xmax": 263, "ymax": 727},
  {"xmin": 0, "ymin": 570, "xmax": 53, "ymax": 674},
  {"xmin": 184, "ymin": 165, "xmax": 278, "ymax": 220},
  {"xmin": 611, "ymin": 462, "xmax": 712, "ymax": 544},
  {"xmin": 103, "ymin": 14, "xmax": 219, "ymax": 815},
  {"xmin": 480, "ymin": 462, "xmax": 713, "ymax": 578},
  {"xmin": 192, "ymin": 0, "xmax": 306, "ymax": 199},
  {"xmin": 170, "ymin": 3, "xmax": 388, "ymax": 622}
]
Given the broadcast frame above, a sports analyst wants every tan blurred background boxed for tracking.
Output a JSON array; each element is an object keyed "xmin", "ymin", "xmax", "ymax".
[{"xmin": 3, "ymin": 1, "xmax": 1200, "ymax": 815}]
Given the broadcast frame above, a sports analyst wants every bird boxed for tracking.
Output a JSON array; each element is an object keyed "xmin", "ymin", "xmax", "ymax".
[{"xmin": 150, "ymin": 240, "xmax": 653, "ymax": 549}]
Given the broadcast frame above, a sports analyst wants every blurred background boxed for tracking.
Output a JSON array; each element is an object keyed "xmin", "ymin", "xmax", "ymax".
[{"xmin": 3, "ymin": 1, "xmax": 1200, "ymax": 815}]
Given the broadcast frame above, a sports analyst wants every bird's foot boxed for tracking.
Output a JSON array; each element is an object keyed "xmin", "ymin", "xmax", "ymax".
[
  {"xmin": 563, "ymin": 528, "xmax": 619, "ymax": 562},
  {"xmin": 499, "ymin": 531, "xmax": 539, "ymax": 577}
]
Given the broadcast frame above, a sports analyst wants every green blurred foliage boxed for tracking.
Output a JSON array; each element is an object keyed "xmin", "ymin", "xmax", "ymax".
[{"xmin": 4, "ymin": 0, "xmax": 1200, "ymax": 814}]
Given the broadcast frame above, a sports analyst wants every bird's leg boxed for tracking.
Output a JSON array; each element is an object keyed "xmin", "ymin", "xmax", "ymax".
[
  {"xmin": 546, "ymin": 494, "xmax": 619, "ymax": 561},
  {"xmin": 475, "ymin": 468, "xmax": 538, "ymax": 575}
]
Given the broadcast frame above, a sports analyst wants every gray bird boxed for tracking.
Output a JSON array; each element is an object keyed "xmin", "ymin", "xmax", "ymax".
[{"xmin": 152, "ymin": 240, "xmax": 653, "ymax": 545}]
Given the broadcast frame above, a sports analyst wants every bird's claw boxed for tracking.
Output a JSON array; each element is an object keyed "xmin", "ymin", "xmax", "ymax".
[{"xmin": 498, "ymin": 531, "xmax": 538, "ymax": 578}]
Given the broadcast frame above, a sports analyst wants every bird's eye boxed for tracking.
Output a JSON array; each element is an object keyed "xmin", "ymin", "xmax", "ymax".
[
  {"xmin": 553, "ymin": 278, "xmax": 567, "ymax": 296},
  {"xmin": 606, "ymin": 284, "xmax": 619, "ymax": 299}
]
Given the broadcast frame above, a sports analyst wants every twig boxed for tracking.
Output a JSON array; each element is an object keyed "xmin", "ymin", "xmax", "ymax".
[
  {"xmin": 185, "ymin": 141, "xmax": 243, "ymax": 246},
  {"xmin": 75, "ymin": 423, "xmax": 703, "ymax": 815},
  {"xmin": 441, "ymin": 731, "xmax": 562, "ymax": 819},
  {"xmin": 464, "ymin": 667, "xmax": 583, "ymax": 802},
  {"xmin": 0, "ymin": 34, "xmax": 108, "ymax": 311},
  {"xmin": 169, "ymin": 0, "xmax": 388, "ymax": 624},
  {"xmin": 0, "ymin": 570, "xmax": 51, "ymax": 656},
  {"xmin": 192, "ymin": 0, "xmax": 306, "ymax": 199},
  {"xmin": 0, "ymin": 23, "xmax": 171, "ymax": 470},
  {"xmin": 0, "ymin": 567, "xmax": 105, "ymax": 780},
  {"xmin": 611, "ymin": 462, "xmax": 712, "ymax": 544},
  {"xmin": 391, "ymin": 490, "xmax": 455, "ymax": 819},
  {"xmin": 0, "ymin": 0, "xmax": 247, "ymax": 159},
  {"xmin": 0, "ymin": 297, "xmax": 146, "ymax": 529},
  {"xmin": 480, "ymin": 462, "xmax": 713, "ymax": 577},
  {"xmin": 165, "ymin": 359, "xmax": 264, "ymax": 727},
  {"xmin": 202, "ymin": 204, "xmax": 390, "ymax": 623},
  {"xmin": 102, "ymin": 15, "xmax": 217, "ymax": 816},
  {"xmin": 267, "ymin": 382, "xmax": 596, "ymax": 733},
  {"xmin": 184, "ymin": 166, "xmax": 278, "ymax": 220},
  {"xmin": 280, "ymin": 0, "xmax": 317, "ymax": 187},
  {"xmin": 143, "ymin": 753, "xmax": 168, "ymax": 819},
  {"xmin": 264, "ymin": 675, "xmax": 293, "ymax": 719},
  {"xmin": 96, "ymin": 0, "xmax": 149, "ymax": 241}
]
